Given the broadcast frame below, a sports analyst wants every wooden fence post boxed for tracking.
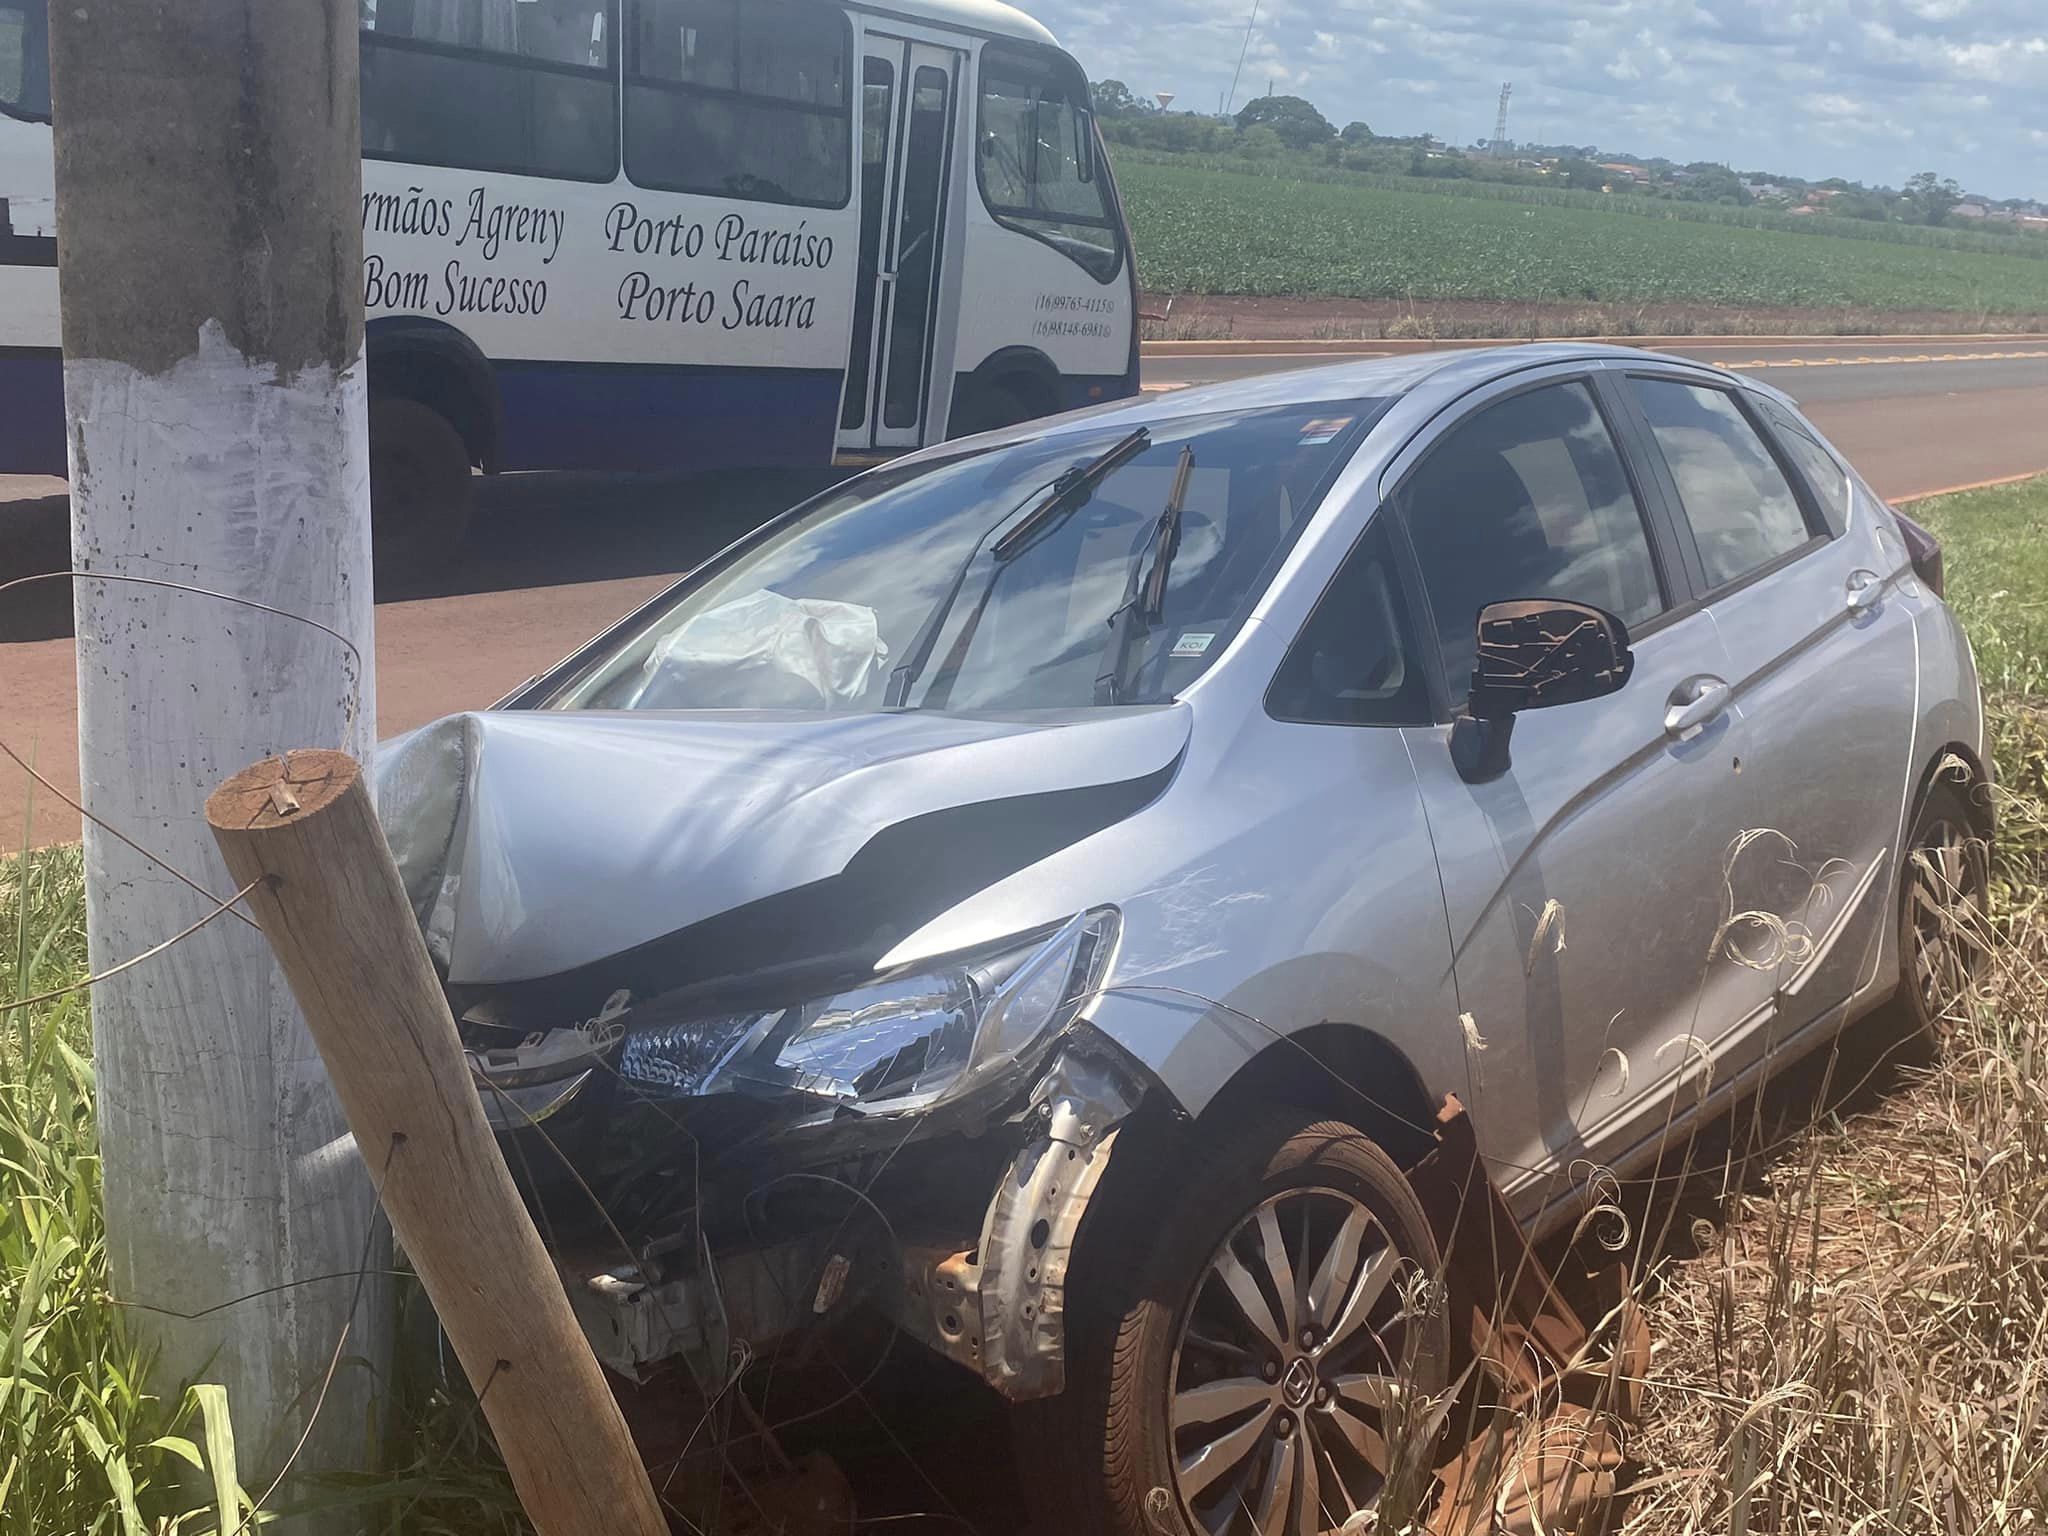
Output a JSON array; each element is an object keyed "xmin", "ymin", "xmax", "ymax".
[{"xmin": 208, "ymin": 750, "xmax": 668, "ymax": 1536}]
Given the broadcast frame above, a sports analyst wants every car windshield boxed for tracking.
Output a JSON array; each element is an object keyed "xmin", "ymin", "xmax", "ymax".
[{"xmin": 547, "ymin": 401, "xmax": 1384, "ymax": 714}]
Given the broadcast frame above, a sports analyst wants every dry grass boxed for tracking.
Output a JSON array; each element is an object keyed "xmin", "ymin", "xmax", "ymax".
[
  {"xmin": 1621, "ymin": 912, "xmax": 2048, "ymax": 1534},
  {"xmin": 1611, "ymin": 701, "xmax": 2048, "ymax": 1524}
]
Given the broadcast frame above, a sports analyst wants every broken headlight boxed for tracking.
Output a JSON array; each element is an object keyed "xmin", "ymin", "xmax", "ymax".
[{"xmin": 619, "ymin": 910, "xmax": 1120, "ymax": 1115}]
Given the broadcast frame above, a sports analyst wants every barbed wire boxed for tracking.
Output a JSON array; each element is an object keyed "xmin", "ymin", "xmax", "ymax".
[
  {"xmin": 0, "ymin": 567, "xmax": 366, "ymax": 735},
  {"xmin": 0, "ymin": 734, "xmax": 261, "ymax": 928},
  {"xmin": 2, "ymin": 876, "xmax": 262, "ymax": 1014}
]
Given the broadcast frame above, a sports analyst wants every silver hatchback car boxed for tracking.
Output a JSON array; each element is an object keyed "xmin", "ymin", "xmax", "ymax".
[{"xmin": 381, "ymin": 345, "xmax": 1989, "ymax": 1535}]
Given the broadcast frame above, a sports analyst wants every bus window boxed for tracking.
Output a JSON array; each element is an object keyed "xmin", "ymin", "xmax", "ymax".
[
  {"xmin": 0, "ymin": 0, "xmax": 50, "ymax": 122},
  {"xmin": 360, "ymin": 0, "xmax": 618, "ymax": 182},
  {"xmin": 883, "ymin": 66, "xmax": 952, "ymax": 431},
  {"xmin": 977, "ymin": 42, "xmax": 1121, "ymax": 282},
  {"xmin": 841, "ymin": 55, "xmax": 896, "ymax": 433},
  {"xmin": 624, "ymin": 0, "xmax": 851, "ymax": 209}
]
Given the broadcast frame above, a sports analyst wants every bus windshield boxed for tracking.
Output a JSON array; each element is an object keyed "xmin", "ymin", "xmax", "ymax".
[
  {"xmin": 978, "ymin": 41, "xmax": 1119, "ymax": 280},
  {"xmin": 548, "ymin": 402, "xmax": 1386, "ymax": 715}
]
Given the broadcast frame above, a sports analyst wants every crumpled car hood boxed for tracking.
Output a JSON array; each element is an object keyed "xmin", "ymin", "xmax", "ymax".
[{"xmin": 375, "ymin": 706, "xmax": 1192, "ymax": 987}]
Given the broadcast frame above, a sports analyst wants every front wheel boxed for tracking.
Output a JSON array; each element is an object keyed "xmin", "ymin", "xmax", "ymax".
[{"xmin": 1018, "ymin": 1112, "xmax": 1452, "ymax": 1536}]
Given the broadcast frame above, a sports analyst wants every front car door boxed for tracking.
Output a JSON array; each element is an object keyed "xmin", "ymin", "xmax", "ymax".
[
  {"xmin": 1388, "ymin": 372, "xmax": 1759, "ymax": 1225},
  {"xmin": 1615, "ymin": 372, "xmax": 1921, "ymax": 1073}
]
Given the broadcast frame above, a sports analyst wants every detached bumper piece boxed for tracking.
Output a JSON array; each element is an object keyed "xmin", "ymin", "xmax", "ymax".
[{"xmin": 1408, "ymin": 1096, "xmax": 1652, "ymax": 1536}]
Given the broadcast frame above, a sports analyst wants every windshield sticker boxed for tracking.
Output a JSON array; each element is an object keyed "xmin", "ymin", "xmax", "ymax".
[
  {"xmin": 1299, "ymin": 417, "xmax": 1355, "ymax": 446},
  {"xmin": 1171, "ymin": 633, "xmax": 1217, "ymax": 659}
]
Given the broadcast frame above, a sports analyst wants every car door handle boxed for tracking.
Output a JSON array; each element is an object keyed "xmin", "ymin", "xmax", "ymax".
[
  {"xmin": 1665, "ymin": 676, "xmax": 1731, "ymax": 741},
  {"xmin": 1846, "ymin": 568, "xmax": 1884, "ymax": 615}
]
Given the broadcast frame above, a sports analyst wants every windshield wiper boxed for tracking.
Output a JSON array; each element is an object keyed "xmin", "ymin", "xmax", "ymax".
[
  {"xmin": 887, "ymin": 427, "xmax": 1153, "ymax": 708},
  {"xmin": 1096, "ymin": 444, "xmax": 1196, "ymax": 706},
  {"xmin": 992, "ymin": 428, "xmax": 1151, "ymax": 563}
]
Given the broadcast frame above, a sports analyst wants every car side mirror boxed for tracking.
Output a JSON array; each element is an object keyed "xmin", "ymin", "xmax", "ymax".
[{"xmin": 1451, "ymin": 600, "xmax": 1635, "ymax": 784}]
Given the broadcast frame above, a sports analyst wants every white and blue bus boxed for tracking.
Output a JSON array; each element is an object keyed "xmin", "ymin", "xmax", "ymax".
[{"xmin": 0, "ymin": 0, "xmax": 1138, "ymax": 558}]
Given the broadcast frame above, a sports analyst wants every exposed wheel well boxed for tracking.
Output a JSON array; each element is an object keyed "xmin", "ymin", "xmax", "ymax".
[{"xmin": 1918, "ymin": 739, "xmax": 1996, "ymax": 838}]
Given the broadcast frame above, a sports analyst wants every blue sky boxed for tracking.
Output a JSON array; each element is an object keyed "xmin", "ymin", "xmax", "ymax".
[{"xmin": 1031, "ymin": 0, "xmax": 2048, "ymax": 200}]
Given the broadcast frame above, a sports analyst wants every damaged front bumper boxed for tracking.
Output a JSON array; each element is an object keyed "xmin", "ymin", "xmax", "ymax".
[
  {"xmin": 894, "ymin": 1049, "xmax": 1134, "ymax": 1400},
  {"xmin": 554, "ymin": 1038, "xmax": 1144, "ymax": 1402}
]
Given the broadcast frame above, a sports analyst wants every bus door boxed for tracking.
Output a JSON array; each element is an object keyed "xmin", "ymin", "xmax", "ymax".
[{"xmin": 838, "ymin": 36, "xmax": 961, "ymax": 455}]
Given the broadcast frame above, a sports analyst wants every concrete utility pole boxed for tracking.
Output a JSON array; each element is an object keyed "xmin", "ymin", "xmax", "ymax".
[{"xmin": 46, "ymin": 0, "xmax": 384, "ymax": 1490}]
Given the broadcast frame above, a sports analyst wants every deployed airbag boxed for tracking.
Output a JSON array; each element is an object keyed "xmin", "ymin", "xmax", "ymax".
[{"xmin": 621, "ymin": 591, "xmax": 890, "ymax": 711}]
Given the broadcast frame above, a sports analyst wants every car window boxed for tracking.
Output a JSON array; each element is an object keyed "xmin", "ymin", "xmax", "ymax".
[
  {"xmin": 1400, "ymin": 381, "xmax": 1667, "ymax": 702},
  {"xmin": 1758, "ymin": 398, "xmax": 1851, "ymax": 537},
  {"xmin": 1631, "ymin": 379, "xmax": 1817, "ymax": 589},
  {"xmin": 1268, "ymin": 525, "xmax": 1431, "ymax": 728},
  {"xmin": 544, "ymin": 401, "xmax": 1386, "ymax": 713}
]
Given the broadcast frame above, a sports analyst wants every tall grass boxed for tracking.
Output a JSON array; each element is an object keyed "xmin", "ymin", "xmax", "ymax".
[
  {"xmin": 1, "ymin": 846, "xmax": 259, "ymax": 1535},
  {"xmin": 1612, "ymin": 487, "xmax": 2048, "ymax": 1533}
]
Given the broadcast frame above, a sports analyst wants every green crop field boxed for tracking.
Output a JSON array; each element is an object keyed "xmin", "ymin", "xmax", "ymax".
[{"xmin": 1116, "ymin": 160, "xmax": 2048, "ymax": 314}]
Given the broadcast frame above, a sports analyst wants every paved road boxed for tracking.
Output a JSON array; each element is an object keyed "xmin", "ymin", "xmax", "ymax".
[
  {"xmin": 4, "ymin": 337, "xmax": 2045, "ymax": 848},
  {"xmin": 1145, "ymin": 338, "xmax": 2048, "ymax": 503}
]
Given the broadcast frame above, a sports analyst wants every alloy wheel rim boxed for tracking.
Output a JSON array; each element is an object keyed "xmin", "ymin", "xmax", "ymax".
[
  {"xmin": 1909, "ymin": 816, "xmax": 1985, "ymax": 1017},
  {"xmin": 1168, "ymin": 1187, "xmax": 1422, "ymax": 1535}
]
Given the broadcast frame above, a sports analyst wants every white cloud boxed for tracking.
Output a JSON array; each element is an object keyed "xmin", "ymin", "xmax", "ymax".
[{"xmin": 1036, "ymin": 0, "xmax": 2048, "ymax": 196}]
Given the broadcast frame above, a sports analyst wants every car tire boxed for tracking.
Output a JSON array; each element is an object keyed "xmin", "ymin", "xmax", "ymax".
[
  {"xmin": 370, "ymin": 395, "xmax": 475, "ymax": 584},
  {"xmin": 1893, "ymin": 771, "xmax": 1991, "ymax": 1040},
  {"xmin": 1016, "ymin": 1110, "xmax": 1452, "ymax": 1536}
]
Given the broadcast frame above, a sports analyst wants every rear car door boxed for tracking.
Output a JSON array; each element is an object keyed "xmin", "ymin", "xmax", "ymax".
[
  {"xmin": 1618, "ymin": 374, "xmax": 1919, "ymax": 1067},
  {"xmin": 1390, "ymin": 373, "xmax": 1756, "ymax": 1220}
]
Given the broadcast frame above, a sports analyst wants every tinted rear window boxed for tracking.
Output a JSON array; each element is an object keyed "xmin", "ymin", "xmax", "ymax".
[{"xmin": 1632, "ymin": 379, "xmax": 1816, "ymax": 590}]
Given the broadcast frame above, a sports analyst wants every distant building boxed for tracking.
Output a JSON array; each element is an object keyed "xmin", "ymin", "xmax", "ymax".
[{"xmin": 1954, "ymin": 201, "xmax": 1990, "ymax": 220}]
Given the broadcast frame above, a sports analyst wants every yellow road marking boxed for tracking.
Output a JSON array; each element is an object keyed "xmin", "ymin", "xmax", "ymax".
[
  {"xmin": 1720, "ymin": 348, "xmax": 2048, "ymax": 371},
  {"xmin": 1895, "ymin": 468, "xmax": 2048, "ymax": 504}
]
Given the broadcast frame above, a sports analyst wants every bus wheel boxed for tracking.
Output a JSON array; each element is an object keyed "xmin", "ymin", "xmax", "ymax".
[
  {"xmin": 370, "ymin": 396, "xmax": 475, "ymax": 582},
  {"xmin": 952, "ymin": 376, "xmax": 1048, "ymax": 439}
]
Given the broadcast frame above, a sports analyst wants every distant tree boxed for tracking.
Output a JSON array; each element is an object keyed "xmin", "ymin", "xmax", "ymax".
[
  {"xmin": 1340, "ymin": 120, "xmax": 1375, "ymax": 146},
  {"xmin": 1674, "ymin": 165, "xmax": 1751, "ymax": 206},
  {"xmin": 1904, "ymin": 170, "xmax": 1963, "ymax": 227},
  {"xmin": 1237, "ymin": 124, "xmax": 1287, "ymax": 160},
  {"xmin": 1556, "ymin": 157, "xmax": 1609, "ymax": 192},
  {"xmin": 1827, "ymin": 191, "xmax": 1893, "ymax": 223},
  {"xmin": 1234, "ymin": 94, "xmax": 1336, "ymax": 151},
  {"xmin": 1090, "ymin": 79, "xmax": 1153, "ymax": 119},
  {"xmin": 1409, "ymin": 149, "xmax": 1474, "ymax": 179}
]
